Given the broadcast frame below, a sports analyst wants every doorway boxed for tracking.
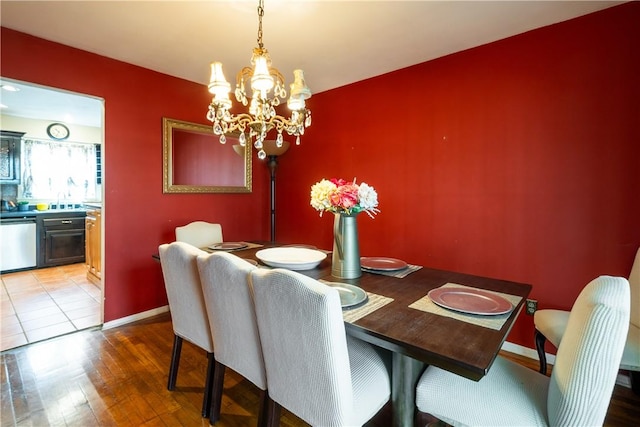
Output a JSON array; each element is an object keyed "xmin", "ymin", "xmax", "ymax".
[{"xmin": 0, "ymin": 78, "xmax": 104, "ymax": 351}]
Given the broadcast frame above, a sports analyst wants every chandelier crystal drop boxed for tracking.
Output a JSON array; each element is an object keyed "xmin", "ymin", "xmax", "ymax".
[{"xmin": 206, "ymin": 0, "xmax": 312, "ymax": 160}]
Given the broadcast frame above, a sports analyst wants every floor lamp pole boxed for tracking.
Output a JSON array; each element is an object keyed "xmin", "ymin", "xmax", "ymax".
[
  {"xmin": 267, "ymin": 155, "xmax": 278, "ymax": 242},
  {"xmin": 263, "ymin": 139, "xmax": 289, "ymax": 243}
]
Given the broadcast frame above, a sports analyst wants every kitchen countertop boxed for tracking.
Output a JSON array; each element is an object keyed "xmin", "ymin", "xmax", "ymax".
[{"xmin": 0, "ymin": 208, "xmax": 89, "ymax": 219}]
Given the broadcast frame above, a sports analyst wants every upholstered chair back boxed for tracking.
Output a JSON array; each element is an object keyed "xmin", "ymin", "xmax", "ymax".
[
  {"xmin": 250, "ymin": 268, "xmax": 356, "ymax": 426},
  {"xmin": 175, "ymin": 221, "xmax": 223, "ymax": 249},
  {"xmin": 547, "ymin": 275, "xmax": 630, "ymax": 425},
  {"xmin": 197, "ymin": 251, "xmax": 266, "ymax": 390},
  {"xmin": 628, "ymin": 247, "xmax": 640, "ymax": 329},
  {"xmin": 158, "ymin": 242, "xmax": 213, "ymax": 352}
]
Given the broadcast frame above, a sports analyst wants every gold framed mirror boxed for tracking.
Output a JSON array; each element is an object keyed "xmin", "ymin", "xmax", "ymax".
[{"xmin": 163, "ymin": 118, "xmax": 252, "ymax": 193}]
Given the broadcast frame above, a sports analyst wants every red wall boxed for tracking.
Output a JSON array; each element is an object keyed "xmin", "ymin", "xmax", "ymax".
[
  {"xmin": 2, "ymin": 2, "xmax": 639, "ymax": 350},
  {"xmin": 172, "ymin": 130, "xmax": 245, "ymax": 186},
  {"xmin": 1, "ymin": 28, "xmax": 272, "ymax": 322},
  {"xmin": 276, "ymin": 3, "xmax": 640, "ymax": 348}
]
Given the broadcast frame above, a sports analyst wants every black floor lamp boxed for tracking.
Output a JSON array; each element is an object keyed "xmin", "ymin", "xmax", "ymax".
[{"xmin": 263, "ymin": 140, "xmax": 290, "ymax": 242}]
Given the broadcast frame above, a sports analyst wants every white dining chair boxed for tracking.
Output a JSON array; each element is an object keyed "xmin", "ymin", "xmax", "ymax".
[
  {"xmin": 535, "ymin": 246, "xmax": 640, "ymax": 394},
  {"xmin": 175, "ymin": 221, "xmax": 223, "ymax": 249},
  {"xmin": 249, "ymin": 268, "xmax": 391, "ymax": 427},
  {"xmin": 196, "ymin": 251, "xmax": 271, "ymax": 425},
  {"xmin": 158, "ymin": 242, "xmax": 215, "ymax": 418},
  {"xmin": 416, "ymin": 275, "xmax": 630, "ymax": 426}
]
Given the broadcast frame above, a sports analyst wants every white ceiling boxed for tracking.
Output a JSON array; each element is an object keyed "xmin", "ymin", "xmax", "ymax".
[
  {"xmin": 0, "ymin": 79, "xmax": 104, "ymax": 128},
  {"xmin": 0, "ymin": 1, "xmax": 625, "ymax": 127}
]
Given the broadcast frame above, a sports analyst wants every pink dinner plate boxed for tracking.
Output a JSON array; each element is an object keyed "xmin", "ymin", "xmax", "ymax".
[
  {"xmin": 360, "ymin": 257, "xmax": 408, "ymax": 271},
  {"xmin": 427, "ymin": 287, "xmax": 513, "ymax": 316},
  {"xmin": 209, "ymin": 242, "xmax": 248, "ymax": 250}
]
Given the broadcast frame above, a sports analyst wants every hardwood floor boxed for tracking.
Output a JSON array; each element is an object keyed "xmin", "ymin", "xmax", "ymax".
[{"xmin": 1, "ymin": 312, "xmax": 638, "ymax": 426}]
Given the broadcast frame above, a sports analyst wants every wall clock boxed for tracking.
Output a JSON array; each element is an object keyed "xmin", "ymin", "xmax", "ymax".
[{"xmin": 46, "ymin": 122, "xmax": 70, "ymax": 140}]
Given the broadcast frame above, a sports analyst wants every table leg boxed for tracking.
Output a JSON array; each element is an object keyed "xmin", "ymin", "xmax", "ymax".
[{"xmin": 392, "ymin": 352, "xmax": 426, "ymax": 427}]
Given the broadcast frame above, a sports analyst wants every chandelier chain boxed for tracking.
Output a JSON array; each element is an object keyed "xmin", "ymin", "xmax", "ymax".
[{"xmin": 257, "ymin": 0, "xmax": 264, "ymax": 49}]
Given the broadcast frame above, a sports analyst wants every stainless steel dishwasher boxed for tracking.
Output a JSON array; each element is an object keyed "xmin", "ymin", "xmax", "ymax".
[{"xmin": 0, "ymin": 217, "xmax": 37, "ymax": 272}]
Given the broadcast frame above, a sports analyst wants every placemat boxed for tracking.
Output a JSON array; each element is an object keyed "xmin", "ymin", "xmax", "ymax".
[
  {"xmin": 342, "ymin": 292, "xmax": 394, "ymax": 323},
  {"xmin": 362, "ymin": 264, "xmax": 423, "ymax": 278},
  {"xmin": 408, "ymin": 283, "xmax": 523, "ymax": 331},
  {"xmin": 205, "ymin": 242, "xmax": 264, "ymax": 252}
]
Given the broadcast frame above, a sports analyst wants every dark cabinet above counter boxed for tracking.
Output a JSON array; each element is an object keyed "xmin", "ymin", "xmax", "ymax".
[{"xmin": 0, "ymin": 130, "xmax": 25, "ymax": 184}]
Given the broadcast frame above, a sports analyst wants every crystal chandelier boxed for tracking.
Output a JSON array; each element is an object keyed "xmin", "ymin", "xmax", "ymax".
[{"xmin": 206, "ymin": 0, "xmax": 312, "ymax": 160}]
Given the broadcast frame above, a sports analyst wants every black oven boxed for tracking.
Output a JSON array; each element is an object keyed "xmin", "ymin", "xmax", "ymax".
[{"xmin": 40, "ymin": 216, "xmax": 86, "ymax": 267}]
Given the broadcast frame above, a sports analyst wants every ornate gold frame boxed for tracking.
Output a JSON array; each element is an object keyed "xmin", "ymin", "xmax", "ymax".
[{"xmin": 162, "ymin": 118, "xmax": 252, "ymax": 193}]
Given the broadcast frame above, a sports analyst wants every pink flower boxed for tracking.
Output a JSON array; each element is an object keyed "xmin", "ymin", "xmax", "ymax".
[
  {"xmin": 330, "ymin": 183, "xmax": 359, "ymax": 209},
  {"xmin": 330, "ymin": 178, "xmax": 349, "ymax": 187}
]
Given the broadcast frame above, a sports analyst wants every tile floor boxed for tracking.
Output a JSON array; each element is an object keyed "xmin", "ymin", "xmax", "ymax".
[{"xmin": 0, "ymin": 263, "xmax": 102, "ymax": 352}]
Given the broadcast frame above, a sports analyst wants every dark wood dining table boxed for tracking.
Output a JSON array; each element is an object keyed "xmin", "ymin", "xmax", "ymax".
[{"xmin": 157, "ymin": 242, "xmax": 532, "ymax": 426}]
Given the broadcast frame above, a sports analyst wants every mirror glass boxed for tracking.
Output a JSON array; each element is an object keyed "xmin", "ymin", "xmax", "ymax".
[{"xmin": 163, "ymin": 118, "xmax": 252, "ymax": 193}]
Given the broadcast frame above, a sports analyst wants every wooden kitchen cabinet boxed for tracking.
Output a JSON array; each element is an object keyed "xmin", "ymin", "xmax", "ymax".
[
  {"xmin": 0, "ymin": 130, "xmax": 25, "ymax": 184},
  {"xmin": 85, "ymin": 208, "xmax": 101, "ymax": 285}
]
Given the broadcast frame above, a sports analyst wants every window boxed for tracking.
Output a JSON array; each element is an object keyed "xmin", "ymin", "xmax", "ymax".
[{"xmin": 21, "ymin": 139, "xmax": 98, "ymax": 201}]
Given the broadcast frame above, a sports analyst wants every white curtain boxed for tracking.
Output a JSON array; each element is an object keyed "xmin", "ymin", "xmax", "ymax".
[{"xmin": 22, "ymin": 139, "xmax": 97, "ymax": 201}]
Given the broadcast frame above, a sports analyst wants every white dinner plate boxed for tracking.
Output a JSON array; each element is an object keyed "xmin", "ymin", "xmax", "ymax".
[
  {"xmin": 361, "ymin": 257, "xmax": 408, "ymax": 271},
  {"xmin": 428, "ymin": 287, "xmax": 513, "ymax": 315},
  {"xmin": 256, "ymin": 247, "xmax": 327, "ymax": 270},
  {"xmin": 282, "ymin": 244, "xmax": 318, "ymax": 250},
  {"xmin": 321, "ymin": 281, "xmax": 368, "ymax": 309}
]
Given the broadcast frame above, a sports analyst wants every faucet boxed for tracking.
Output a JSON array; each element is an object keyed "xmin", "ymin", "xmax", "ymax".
[{"xmin": 57, "ymin": 192, "xmax": 66, "ymax": 209}]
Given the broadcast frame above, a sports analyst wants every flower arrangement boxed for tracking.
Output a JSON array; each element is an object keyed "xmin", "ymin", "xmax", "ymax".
[{"xmin": 310, "ymin": 178, "xmax": 380, "ymax": 218}]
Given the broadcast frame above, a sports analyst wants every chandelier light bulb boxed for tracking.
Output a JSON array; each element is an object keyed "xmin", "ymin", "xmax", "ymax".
[
  {"xmin": 251, "ymin": 55, "xmax": 275, "ymax": 93},
  {"xmin": 290, "ymin": 69, "xmax": 311, "ymax": 100},
  {"xmin": 208, "ymin": 62, "xmax": 231, "ymax": 96},
  {"xmin": 287, "ymin": 94, "xmax": 305, "ymax": 111}
]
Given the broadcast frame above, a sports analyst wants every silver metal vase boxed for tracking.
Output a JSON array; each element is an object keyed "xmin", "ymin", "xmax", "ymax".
[{"xmin": 332, "ymin": 212, "xmax": 362, "ymax": 279}]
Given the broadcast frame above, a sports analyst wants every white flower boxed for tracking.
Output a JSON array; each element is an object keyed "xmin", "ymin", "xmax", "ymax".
[
  {"xmin": 357, "ymin": 182, "xmax": 379, "ymax": 211},
  {"xmin": 310, "ymin": 179, "xmax": 337, "ymax": 214}
]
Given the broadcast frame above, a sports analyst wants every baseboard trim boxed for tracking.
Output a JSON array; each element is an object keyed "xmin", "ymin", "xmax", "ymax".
[
  {"xmin": 501, "ymin": 340, "xmax": 630, "ymax": 388},
  {"xmin": 102, "ymin": 305, "xmax": 169, "ymax": 330},
  {"xmin": 616, "ymin": 372, "xmax": 632, "ymax": 388},
  {"xmin": 500, "ymin": 340, "xmax": 556, "ymax": 365}
]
